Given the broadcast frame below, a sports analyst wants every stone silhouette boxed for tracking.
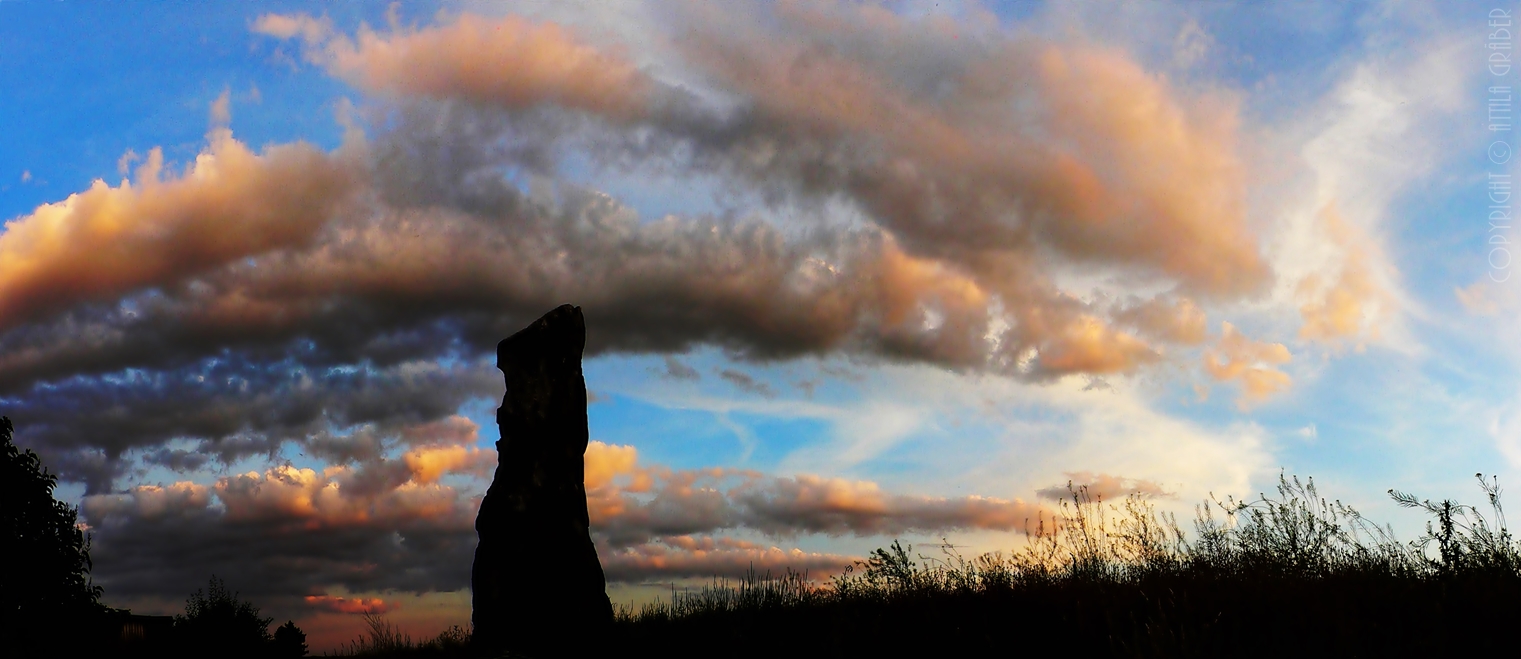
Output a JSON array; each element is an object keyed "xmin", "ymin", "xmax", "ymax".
[{"xmin": 472, "ymin": 304, "xmax": 612, "ymax": 654}]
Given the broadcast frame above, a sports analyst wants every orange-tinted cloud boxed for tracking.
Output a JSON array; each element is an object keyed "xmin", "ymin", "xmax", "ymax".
[
  {"xmin": 1034, "ymin": 472, "xmax": 1175, "ymax": 502},
  {"xmin": 6, "ymin": 4, "xmax": 1297, "ymax": 497},
  {"xmin": 254, "ymin": 12, "xmax": 649, "ymax": 120},
  {"xmin": 1112, "ymin": 295, "xmax": 1208, "ymax": 346},
  {"xmin": 79, "ymin": 464, "xmax": 480, "ymax": 609},
  {"xmin": 1031, "ymin": 316, "xmax": 1159, "ymax": 376},
  {"xmin": 304, "ymin": 595, "xmax": 400, "ymax": 615},
  {"xmin": 600, "ymin": 535, "xmax": 853, "ymax": 583},
  {"xmin": 1455, "ymin": 280, "xmax": 1502, "ymax": 316},
  {"xmin": 402, "ymin": 445, "xmax": 494, "ymax": 484},
  {"xmin": 586, "ymin": 440, "xmax": 641, "ymax": 491},
  {"xmin": 0, "ymin": 127, "xmax": 355, "ymax": 332},
  {"xmin": 1297, "ymin": 203, "xmax": 1391, "ymax": 345},
  {"xmin": 1204, "ymin": 322, "xmax": 1292, "ymax": 408},
  {"xmin": 241, "ymin": 3, "xmax": 1271, "ymax": 384},
  {"xmin": 211, "ymin": 463, "xmax": 478, "ymax": 527}
]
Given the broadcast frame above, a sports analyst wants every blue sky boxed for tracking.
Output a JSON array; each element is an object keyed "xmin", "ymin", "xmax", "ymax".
[{"xmin": 3, "ymin": 0, "xmax": 1519, "ymax": 650}]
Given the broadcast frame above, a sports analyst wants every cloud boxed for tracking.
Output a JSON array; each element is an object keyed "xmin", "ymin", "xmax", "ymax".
[
  {"xmin": 659, "ymin": 356, "xmax": 700, "ymax": 381},
  {"xmin": 732, "ymin": 474, "xmax": 1046, "ymax": 537},
  {"xmin": 304, "ymin": 595, "xmax": 400, "ymax": 615},
  {"xmin": 1296, "ymin": 203, "xmax": 1391, "ymax": 347},
  {"xmin": 4, "ymin": 357, "xmax": 498, "ymax": 492},
  {"xmin": 1267, "ymin": 25, "xmax": 1472, "ymax": 357},
  {"xmin": 600, "ymin": 535, "xmax": 852, "ymax": 583},
  {"xmin": 239, "ymin": 4, "xmax": 1278, "ymax": 384},
  {"xmin": 1203, "ymin": 322, "xmax": 1292, "ymax": 408},
  {"xmin": 81, "ymin": 464, "xmax": 480, "ymax": 603},
  {"xmin": 584, "ymin": 441, "xmax": 1049, "ymax": 547},
  {"xmin": 397, "ymin": 414, "xmax": 482, "ymax": 447},
  {"xmin": 141, "ymin": 446, "xmax": 212, "ymax": 473},
  {"xmin": 20, "ymin": 170, "xmax": 32, "ymax": 183},
  {"xmin": 117, "ymin": 150, "xmax": 139, "ymax": 176},
  {"xmin": 75, "ymin": 439, "xmax": 1039, "ymax": 609},
  {"xmin": 210, "ymin": 89, "xmax": 232, "ymax": 128},
  {"xmin": 5, "ymin": 4, "xmax": 1310, "ymax": 497},
  {"xmin": 255, "ymin": 12, "xmax": 649, "ymax": 120},
  {"xmin": 1172, "ymin": 19, "xmax": 1215, "ymax": 69},
  {"xmin": 0, "ymin": 127, "xmax": 356, "ymax": 334},
  {"xmin": 402, "ymin": 445, "xmax": 493, "ymax": 484},
  {"xmin": 1111, "ymin": 295, "xmax": 1208, "ymax": 346},
  {"xmin": 0, "ymin": 4, "xmax": 1391, "ymax": 637},
  {"xmin": 1034, "ymin": 471, "xmax": 1174, "ymax": 502},
  {"xmin": 1455, "ymin": 280, "xmax": 1502, "ymax": 316},
  {"xmin": 718, "ymin": 369, "xmax": 775, "ymax": 397}
]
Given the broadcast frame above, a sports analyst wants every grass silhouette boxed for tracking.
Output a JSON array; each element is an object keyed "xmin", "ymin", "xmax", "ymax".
[
  {"xmin": 596, "ymin": 473, "xmax": 1521, "ymax": 658},
  {"xmin": 333, "ymin": 612, "xmax": 470, "ymax": 657}
]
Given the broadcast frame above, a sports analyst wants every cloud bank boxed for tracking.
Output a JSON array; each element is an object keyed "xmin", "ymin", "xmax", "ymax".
[
  {"xmin": 79, "ymin": 440, "xmax": 1046, "ymax": 602},
  {"xmin": 0, "ymin": 4, "xmax": 1301, "ymax": 489}
]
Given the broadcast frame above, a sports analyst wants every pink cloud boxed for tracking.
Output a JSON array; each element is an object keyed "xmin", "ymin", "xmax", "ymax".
[{"xmin": 305, "ymin": 594, "xmax": 400, "ymax": 614}]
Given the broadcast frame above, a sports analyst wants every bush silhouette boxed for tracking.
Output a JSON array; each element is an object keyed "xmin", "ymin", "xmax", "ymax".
[
  {"xmin": 0, "ymin": 415, "xmax": 103, "ymax": 649},
  {"xmin": 273, "ymin": 619, "xmax": 309, "ymax": 657},
  {"xmin": 173, "ymin": 576, "xmax": 274, "ymax": 658}
]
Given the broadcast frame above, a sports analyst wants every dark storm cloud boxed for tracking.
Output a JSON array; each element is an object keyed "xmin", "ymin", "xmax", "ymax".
[{"xmin": 4, "ymin": 354, "xmax": 498, "ymax": 492}]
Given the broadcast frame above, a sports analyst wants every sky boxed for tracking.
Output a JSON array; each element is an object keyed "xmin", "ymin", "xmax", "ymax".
[{"xmin": 2, "ymin": 0, "xmax": 1519, "ymax": 651}]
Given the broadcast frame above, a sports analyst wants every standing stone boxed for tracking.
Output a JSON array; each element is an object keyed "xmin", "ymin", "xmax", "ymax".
[{"xmin": 472, "ymin": 304, "xmax": 612, "ymax": 654}]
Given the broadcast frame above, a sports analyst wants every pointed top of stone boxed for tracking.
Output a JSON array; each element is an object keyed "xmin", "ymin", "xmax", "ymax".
[{"xmin": 497, "ymin": 304, "xmax": 584, "ymax": 367}]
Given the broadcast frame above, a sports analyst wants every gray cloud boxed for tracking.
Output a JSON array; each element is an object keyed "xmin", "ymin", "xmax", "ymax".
[
  {"xmin": 659, "ymin": 356, "xmax": 700, "ymax": 381},
  {"xmin": 718, "ymin": 368, "xmax": 774, "ymax": 397},
  {"xmin": 3, "ymin": 356, "xmax": 498, "ymax": 492}
]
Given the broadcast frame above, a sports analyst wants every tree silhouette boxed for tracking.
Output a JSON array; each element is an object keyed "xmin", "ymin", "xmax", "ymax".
[
  {"xmin": 0, "ymin": 415, "xmax": 102, "ymax": 647},
  {"xmin": 273, "ymin": 619, "xmax": 309, "ymax": 657},
  {"xmin": 173, "ymin": 575, "xmax": 274, "ymax": 658}
]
